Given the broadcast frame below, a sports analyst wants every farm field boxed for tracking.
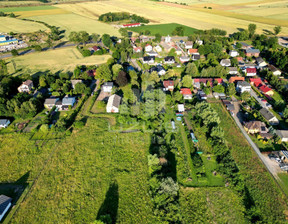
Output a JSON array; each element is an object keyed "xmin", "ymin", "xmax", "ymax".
[
  {"xmin": 127, "ymin": 23, "xmax": 199, "ymax": 36},
  {"xmin": 180, "ymin": 187, "xmax": 246, "ymax": 223},
  {"xmin": 0, "ymin": 17, "xmax": 47, "ymax": 33},
  {"xmin": 6, "ymin": 47, "xmax": 111, "ymax": 74},
  {"xmin": 11, "ymin": 118, "xmax": 156, "ymax": 223}
]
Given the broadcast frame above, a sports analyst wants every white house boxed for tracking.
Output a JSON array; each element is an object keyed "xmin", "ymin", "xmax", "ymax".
[
  {"xmin": 154, "ymin": 45, "xmax": 162, "ymax": 52},
  {"xmin": 268, "ymin": 65, "xmax": 281, "ymax": 76},
  {"xmin": 165, "ymin": 35, "xmax": 171, "ymax": 43},
  {"xmin": 147, "ymin": 51, "xmax": 158, "ymax": 57},
  {"xmin": 0, "ymin": 119, "xmax": 10, "ymax": 128},
  {"xmin": 44, "ymin": 97, "xmax": 59, "ymax": 109},
  {"xmin": 277, "ymin": 130, "xmax": 288, "ymax": 142},
  {"xmin": 0, "ymin": 195, "xmax": 12, "ymax": 222},
  {"xmin": 185, "ymin": 41, "xmax": 193, "ymax": 49},
  {"xmin": 220, "ymin": 59, "xmax": 231, "ymax": 67},
  {"xmin": 106, "ymin": 94, "xmax": 121, "ymax": 113},
  {"xmin": 102, "ymin": 82, "xmax": 113, "ymax": 93},
  {"xmin": 228, "ymin": 67, "xmax": 238, "ymax": 75},
  {"xmin": 143, "ymin": 56, "xmax": 155, "ymax": 64},
  {"xmin": 62, "ymin": 96, "xmax": 76, "ymax": 107},
  {"xmin": 259, "ymin": 108, "xmax": 279, "ymax": 125},
  {"xmin": 178, "ymin": 104, "xmax": 185, "ymax": 112},
  {"xmin": 236, "ymin": 81, "xmax": 251, "ymax": 93},
  {"xmin": 180, "ymin": 56, "xmax": 190, "ymax": 63},
  {"xmin": 17, "ymin": 80, "xmax": 33, "ymax": 93},
  {"xmin": 246, "ymin": 68, "xmax": 257, "ymax": 77},
  {"xmin": 256, "ymin": 57, "xmax": 267, "ymax": 67},
  {"xmin": 229, "ymin": 50, "xmax": 239, "ymax": 57},
  {"xmin": 195, "ymin": 39, "xmax": 203, "ymax": 45},
  {"xmin": 145, "ymin": 44, "xmax": 153, "ymax": 52}
]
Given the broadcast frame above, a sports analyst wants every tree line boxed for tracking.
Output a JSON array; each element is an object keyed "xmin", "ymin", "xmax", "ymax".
[{"xmin": 99, "ymin": 12, "xmax": 149, "ymax": 23}]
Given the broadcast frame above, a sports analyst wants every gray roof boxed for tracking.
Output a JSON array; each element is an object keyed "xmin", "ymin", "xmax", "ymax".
[
  {"xmin": 256, "ymin": 57, "xmax": 264, "ymax": 64},
  {"xmin": 104, "ymin": 82, "xmax": 113, "ymax": 87},
  {"xmin": 277, "ymin": 130, "xmax": 288, "ymax": 139},
  {"xmin": 246, "ymin": 48, "xmax": 260, "ymax": 54},
  {"xmin": 229, "ymin": 67, "xmax": 237, "ymax": 72},
  {"xmin": 220, "ymin": 59, "xmax": 231, "ymax": 65},
  {"xmin": 0, "ymin": 195, "xmax": 12, "ymax": 215},
  {"xmin": 62, "ymin": 96, "xmax": 76, "ymax": 105},
  {"xmin": 237, "ymin": 81, "xmax": 251, "ymax": 87},
  {"xmin": 0, "ymin": 119, "xmax": 9, "ymax": 126},
  {"xmin": 240, "ymin": 42, "xmax": 251, "ymax": 47},
  {"xmin": 259, "ymin": 108, "xmax": 275, "ymax": 121},
  {"xmin": 112, "ymin": 95, "xmax": 121, "ymax": 108},
  {"xmin": 44, "ymin": 98, "xmax": 59, "ymax": 105}
]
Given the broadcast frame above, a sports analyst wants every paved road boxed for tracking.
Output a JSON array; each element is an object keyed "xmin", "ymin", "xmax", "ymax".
[{"xmin": 250, "ymin": 89, "xmax": 268, "ymax": 108}]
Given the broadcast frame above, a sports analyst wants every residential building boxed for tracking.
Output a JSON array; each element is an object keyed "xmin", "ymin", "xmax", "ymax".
[
  {"xmin": 259, "ymin": 108, "xmax": 279, "ymax": 125},
  {"xmin": 229, "ymin": 76, "xmax": 245, "ymax": 83},
  {"xmin": 180, "ymin": 88, "xmax": 192, "ymax": 99},
  {"xmin": 185, "ymin": 41, "xmax": 193, "ymax": 49},
  {"xmin": 0, "ymin": 119, "xmax": 10, "ymax": 128},
  {"xmin": 164, "ymin": 56, "xmax": 175, "ymax": 64},
  {"xmin": 147, "ymin": 51, "xmax": 158, "ymax": 57},
  {"xmin": 145, "ymin": 44, "xmax": 153, "ymax": 52},
  {"xmin": 44, "ymin": 97, "xmax": 59, "ymax": 109},
  {"xmin": 154, "ymin": 45, "xmax": 162, "ymax": 52},
  {"xmin": 17, "ymin": 80, "xmax": 33, "ymax": 93},
  {"xmin": 188, "ymin": 48, "xmax": 198, "ymax": 55},
  {"xmin": 192, "ymin": 54, "xmax": 200, "ymax": 61},
  {"xmin": 175, "ymin": 47, "xmax": 182, "ymax": 55},
  {"xmin": 121, "ymin": 23, "xmax": 141, "ymax": 28},
  {"xmin": 276, "ymin": 130, "xmax": 288, "ymax": 142},
  {"xmin": 193, "ymin": 78, "xmax": 213, "ymax": 89},
  {"xmin": 268, "ymin": 64, "xmax": 281, "ymax": 76},
  {"xmin": 223, "ymin": 100, "xmax": 235, "ymax": 111},
  {"xmin": 240, "ymin": 42, "xmax": 252, "ymax": 49},
  {"xmin": 198, "ymin": 90, "xmax": 207, "ymax": 100},
  {"xmin": 178, "ymin": 104, "xmax": 185, "ymax": 112},
  {"xmin": 62, "ymin": 96, "xmax": 76, "ymax": 107},
  {"xmin": 106, "ymin": 94, "xmax": 121, "ymax": 113},
  {"xmin": 236, "ymin": 81, "xmax": 251, "ymax": 93},
  {"xmin": 246, "ymin": 68, "xmax": 257, "ymax": 76},
  {"xmin": 143, "ymin": 56, "xmax": 155, "ymax": 64},
  {"xmin": 245, "ymin": 48, "xmax": 260, "ymax": 57},
  {"xmin": 195, "ymin": 39, "xmax": 203, "ymax": 45},
  {"xmin": 220, "ymin": 59, "xmax": 231, "ymax": 67},
  {"xmin": 133, "ymin": 46, "xmax": 142, "ymax": 53},
  {"xmin": 0, "ymin": 195, "xmax": 12, "ymax": 222},
  {"xmin": 256, "ymin": 57, "xmax": 267, "ymax": 67},
  {"xmin": 164, "ymin": 35, "xmax": 171, "ymax": 43},
  {"xmin": 163, "ymin": 80, "xmax": 174, "ymax": 91},
  {"xmin": 150, "ymin": 65, "xmax": 166, "ymax": 76},
  {"xmin": 102, "ymin": 82, "xmax": 113, "ymax": 93},
  {"xmin": 259, "ymin": 85, "xmax": 273, "ymax": 96},
  {"xmin": 179, "ymin": 56, "xmax": 190, "ymax": 63},
  {"xmin": 249, "ymin": 78, "xmax": 262, "ymax": 86},
  {"xmin": 228, "ymin": 67, "xmax": 238, "ymax": 75},
  {"xmin": 244, "ymin": 121, "xmax": 265, "ymax": 134},
  {"xmin": 229, "ymin": 50, "xmax": 239, "ymax": 57}
]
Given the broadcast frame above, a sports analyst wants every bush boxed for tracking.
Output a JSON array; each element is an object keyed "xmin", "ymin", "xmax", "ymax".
[
  {"xmin": 74, "ymin": 120, "xmax": 85, "ymax": 129},
  {"xmin": 81, "ymin": 49, "xmax": 92, "ymax": 57},
  {"xmin": 11, "ymin": 49, "xmax": 18, "ymax": 56},
  {"xmin": 40, "ymin": 124, "xmax": 49, "ymax": 133},
  {"xmin": 34, "ymin": 45, "xmax": 42, "ymax": 52}
]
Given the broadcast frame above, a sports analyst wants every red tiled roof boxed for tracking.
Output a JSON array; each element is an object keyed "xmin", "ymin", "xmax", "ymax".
[
  {"xmin": 246, "ymin": 68, "xmax": 256, "ymax": 73},
  {"xmin": 163, "ymin": 80, "xmax": 174, "ymax": 88},
  {"xmin": 236, "ymin": 57, "xmax": 243, "ymax": 61},
  {"xmin": 229, "ymin": 77, "xmax": 245, "ymax": 83},
  {"xmin": 188, "ymin": 49, "xmax": 198, "ymax": 54},
  {"xmin": 180, "ymin": 88, "xmax": 192, "ymax": 95},
  {"xmin": 249, "ymin": 78, "xmax": 261, "ymax": 83},
  {"xmin": 214, "ymin": 78, "xmax": 223, "ymax": 84},
  {"xmin": 259, "ymin": 85, "xmax": 272, "ymax": 93},
  {"xmin": 92, "ymin": 46, "xmax": 101, "ymax": 51},
  {"xmin": 123, "ymin": 23, "xmax": 141, "ymax": 27}
]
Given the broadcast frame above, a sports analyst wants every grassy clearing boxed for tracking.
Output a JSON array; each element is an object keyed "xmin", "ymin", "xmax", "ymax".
[
  {"xmin": 12, "ymin": 118, "xmax": 156, "ymax": 223},
  {"xmin": 0, "ymin": 5, "xmax": 57, "ymax": 12},
  {"xmin": 15, "ymin": 8, "xmax": 70, "ymax": 18},
  {"xmin": 278, "ymin": 173, "xmax": 288, "ymax": 196},
  {"xmin": 6, "ymin": 47, "xmax": 111, "ymax": 74},
  {"xmin": 128, "ymin": 23, "xmax": 199, "ymax": 36},
  {"xmin": 180, "ymin": 187, "xmax": 246, "ymax": 223},
  {"xmin": 91, "ymin": 100, "xmax": 106, "ymax": 114},
  {"xmin": 0, "ymin": 17, "xmax": 47, "ymax": 33}
]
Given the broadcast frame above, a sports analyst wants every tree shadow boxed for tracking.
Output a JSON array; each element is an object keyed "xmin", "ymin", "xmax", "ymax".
[
  {"xmin": 237, "ymin": 28, "xmax": 245, "ymax": 32},
  {"xmin": 263, "ymin": 29, "xmax": 274, "ymax": 35},
  {"xmin": 97, "ymin": 180, "xmax": 119, "ymax": 224}
]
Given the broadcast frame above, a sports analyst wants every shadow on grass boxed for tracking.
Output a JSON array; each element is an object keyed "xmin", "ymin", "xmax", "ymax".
[{"xmin": 97, "ymin": 180, "xmax": 119, "ymax": 224}]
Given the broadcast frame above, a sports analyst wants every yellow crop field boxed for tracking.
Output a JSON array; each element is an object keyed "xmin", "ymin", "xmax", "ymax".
[
  {"xmin": 6, "ymin": 47, "xmax": 111, "ymax": 74},
  {"xmin": 56, "ymin": 0, "xmax": 288, "ymax": 35},
  {"xmin": 15, "ymin": 8, "xmax": 70, "ymax": 18},
  {"xmin": 0, "ymin": 17, "xmax": 47, "ymax": 33}
]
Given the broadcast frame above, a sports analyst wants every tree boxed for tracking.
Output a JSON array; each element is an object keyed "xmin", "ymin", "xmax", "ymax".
[
  {"xmin": 241, "ymin": 91, "xmax": 250, "ymax": 101},
  {"xmin": 210, "ymin": 126, "xmax": 224, "ymax": 140},
  {"xmin": 226, "ymin": 83, "xmax": 236, "ymax": 96},
  {"xmin": 116, "ymin": 71, "xmax": 128, "ymax": 87},
  {"xmin": 119, "ymin": 28, "xmax": 128, "ymax": 37},
  {"xmin": 154, "ymin": 33, "xmax": 162, "ymax": 42},
  {"xmin": 159, "ymin": 177, "xmax": 179, "ymax": 196},
  {"xmin": 40, "ymin": 124, "xmax": 49, "ymax": 133},
  {"xmin": 9, "ymin": 13, "xmax": 16, "ymax": 18},
  {"xmin": 112, "ymin": 64, "xmax": 123, "ymax": 80},
  {"xmin": 68, "ymin": 31, "xmax": 81, "ymax": 45},
  {"xmin": 34, "ymin": 45, "xmax": 42, "ymax": 52},
  {"xmin": 11, "ymin": 49, "xmax": 18, "ymax": 56},
  {"xmin": 91, "ymin": 33, "xmax": 100, "ymax": 42},
  {"xmin": 79, "ymin": 31, "xmax": 90, "ymax": 46},
  {"xmin": 172, "ymin": 26, "xmax": 184, "ymax": 36},
  {"xmin": 213, "ymin": 85, "xmax": 225, "ymax": 93},
  {"xmin": 74, "ymin": 83, "xmax": 87, "ymax": 94},
  {"xmin": 96, "ymin": 64, "xmax": 112, "ymax": 82},
  {"xmin": 102, "ymin": 34, "xmax": 111, "ymax": 47},
  {"xmin": 182, "ymin": 75, "xmax": 193, "ymax": 88},
  {"xmin": 148, "ymin": 154, "xmax": 161, "ymax": 175},
  {"xmin": 248, "ymin": 24, "xmax": 257, "ymax": 37},
  {"xmin": 39, "ymin": 76, "xmax": 47, "ymax": 87},
  {"xmin": 274, "ymin": 26, "xmax": 282, "ymax": 35}
]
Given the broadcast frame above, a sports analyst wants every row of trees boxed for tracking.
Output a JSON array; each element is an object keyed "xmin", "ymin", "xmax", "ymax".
[{"xmin": 99, "ymin": 12, "xmax": 149, "ymax": 23}]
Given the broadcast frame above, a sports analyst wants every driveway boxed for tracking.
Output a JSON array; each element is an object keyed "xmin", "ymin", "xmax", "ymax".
[{"xmin": 250, "ymin": 89, "xmax": 267, "ymax": 108}]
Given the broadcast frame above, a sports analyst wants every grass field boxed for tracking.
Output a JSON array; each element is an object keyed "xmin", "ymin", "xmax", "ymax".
[
  {"xmin": 11, "ymin": 118, "xmax": 156, "ymax": 223},
  {"xmin": 0, "ymin": 17, "xmax": 47, "ymax": 33},
  {"xmin": 127, "ymin": 23, "xmax": 199, "ymax": 36},
  {"xmin": 278, "ymin": 173, "xmax": 288, "ymax": 196},
  {"xmin": 6, "ymin": 47, "xmax": 111, "ymax": 74},
  {"xmin": 0, "ymin": 5, "xmax": 57, "ymax": 12}
]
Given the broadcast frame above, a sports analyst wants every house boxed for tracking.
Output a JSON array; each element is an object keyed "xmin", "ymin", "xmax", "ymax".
[
  {"xmin": 185, "ymin": 41, "xmax": 193, "ymax": 49},
  {"xmin": 213, "ymin": 92, "xmax": 226, "ymax": 99},
  {"xmin": 0, "ymin": 195, "xmax": 12, "ymax": 222},
  {"xmin": 220, "ymin": 59, "xmax": 231, "ymax": 67},
  {"xmin": 244, "ymin": 121, "xmax": 263, "ymax": 134},
  {"xmin": 92, "ymin": 46, "xmax": 101, "ymax": 52},
  {"xmin": 268, "ymin": 64, "xmax": 281, "ymax": 76},
  {"xmin": 245, "ymin": 48, "xmax": 260, "ymax": 57},
  {"xmin": 228, "ymin": 67, "xmax": 238, "ymax": 75},
  {"xmin": 133, "ymin": 46, "xmax": 142, "ymax": 53},
  {"xmin": 87, "ymin": 70, "xmax": 96, "ymax": 77},
  {"xmin": 193, "ymin": 78, "xmax": 213, "ymax": 89},
  {"xmin": 198, "ymin": 90, "xmax": 207, "ymax": 100},
  {"xmin": 106, "ymin": 94, "xmax": 121, "ymax": 113},
  {"xmin": 188, "ymin": 48, "xmax": 198, "ymax": 55},
  {"xmin": 62, "ymin": 96, "xmax": 76, "ymax": 107},
  {"xmin": 276, "ymin": 130, "xmax": 288, "ymax": 142},
  {"xmin": 180, "ymin": 56, "xmax": 190, "ymax": 63},
  {"xmin": 240, "ymin": 42, "xmax": 252, "ymax": 49},
  {"xmin": 195, "ymin": 39, "xmax": 203, "ymax": 45},
  {"xmin": 121, "ymin": 23, "xmax": 141, "ymax": 28},
  {"xmin": 192, "ymin": 54, "xmax": 200, "ymax": 61},
  {"xmin": 180, "ymin": 88, "xmax": 192, "ymax": 99},
  {"xmin": 150, "ymin": 65, "xmax": 166, "ymax": 76},
  {"xmin": 18, "ymin": 80, "xmax": 33, "ymax": 93},
  {"xmin": 229, "ymin": 76, "xmax": 245, "ymax": 83},
  {"xmin": 178, "ymin": 104, "xmax": 185, "ymax": 112},
  {"xmin": 44, "ymin": 97, "xmax": 59, "ymax": 109},
  {"xmin": 222, "ymin": 100, "xmax": 235, "ymax": 111},
  {"xmin": 256, "ymin": 57, "xmax": 267, "ymax": 67},
  {"xmin": 71, "ymin": 80, "xmax": 83, "ymax": 89},
  {"xmin": 154, "ymin": 45, "xmax": 162, "ymax": 52},
  {"xmin": 147, "ymin": 51, "xmax": 158, "ymax": 57},
  {"xmin": 143, "ymin": 56, "xmax": 155, "ymax": 64},
  {"xmin": 236, "ymin": 81, "xmax": 251, "ymax": 93},
  {"xmin": 164, "ymin": 35, "xmax": 171, "ymax": 43},
  {"xmin": 163, "ymin": 80, "xmax": 174, "ymax": 91},
  {"xmin": 246, "ymin": 68, "xmax": 257, "ymax": 76},
  {"xmin": 164, "ymin": 56, "xmax": 175, "ymax": 64},
  {"xmin": 0, "ymin": 119, "xmax": 10, "ymax": 128},
  {"xmin": 229, "ymin": 50, "xmax": 239, "ymax": 57},
  {"xmin": 249, "ymin": 78, "xmax": 262, "ymax": 86},
  {"xmin": 259, "ymin": 108, "xmax": 279, "ymax": 125},
  {"xmin": 102, "ymin": 82, "xmax": 113, "ymax": 93},
  {"xmin": 259, "ymin": 85, "xmax": 273, "ymax": 96},
  {"xmin": 145, "ymin": 44, "xmax": 153, "ymax": 52}
]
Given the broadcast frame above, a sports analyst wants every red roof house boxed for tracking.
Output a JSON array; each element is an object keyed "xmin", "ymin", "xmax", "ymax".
[
  {"xmin": 122, "ymin": 23, "xmax": 141, "ymax": 28},
  {"xmin": 188, "ymin": 48, "xmax": 198, "ymax": 55},
  {"xmin": 163, "ymin": 80, "xmax": 174, "ymax": 91},
  {"xmin": 259, "ymin": 85, "xmax": 273, "ymax": 95},
  {"xmin": 229, "ymin": 77, "xmax": 245, "ymax": 83},
  {"xmin": 246, "ymin": 68, "xmax": 257, "ymax": 76},
  {"xmin": 180, "ymin": 88, "xmax": 192, "ymax": 99}
]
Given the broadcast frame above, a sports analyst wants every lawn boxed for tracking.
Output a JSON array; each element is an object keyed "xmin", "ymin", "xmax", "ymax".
[
  {"xmin": 278, "ymin": 173, "xmax": 288, "ymax": 196},
  {"xmin": 0, "ymin": 5, "xmax": 57, "ymax": 12},
  {"xmin": 6, "ymin": 47, "xmax": 111, "ymax": 74},
  {"xmin": 127, "ymin": 23, "xmax": 199, "ymax": 36},
  {"xmin": 211, "ymin": 101, "xmax": 288, "ymax": 222},
  {"xmin": 12, "ymin": 118, "xmax": 156, "ymax": 223},
  {"xmin": 91, "ymin": 100, "xmax": 106, "ymax": 114},
  {"xmin": 0, "ymin": 17, "xmax": 47, "ymax": 33},
  {"xmin": 179, "ymin": 187, "xmax": 246, "ymax": 223}
]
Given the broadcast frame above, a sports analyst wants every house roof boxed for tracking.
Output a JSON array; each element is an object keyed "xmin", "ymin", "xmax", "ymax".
[
  {"xmin": 62, "ymin": 96, "xmax": 76, "ymax": 105},
  {"xmin": 180, "ymin": 88, "xmax": 192, "ymax": 95},
  {"xmin": 164, "ymin": 56, "xmax": 175, "ymax": 61},
  {"xmin": 194, "ymin": 78, "xmax": 213, "ymax": 86},
  {"xmin": 244, "ymin": 121, "xmax": 262, "ymax": 130},
  {"xmin": 163, "ymin": 80, "xmax": 174, "ymax": 88},
  {"xmin": 229, "ymin": 67, "xmax": 237, "ymax": 72},
  {"xmin": 249, "ymin": 78, "xmax": 262, "ymax": 84},
  {"xmin": 0, "ymin": 119, "xmax": 9, "ymax": 126},
  {"xmin": 108, "ymin": 94, "xmax": 121, "ymax": 108},
  {"xmin": 259, "ymin": 85, "xmax": 272, "ymax": 93},
  {"xmin": 122, "ymin": 23, "xmax": 141, "ymax": 27},
  {"xmin": 246, "ymin": 68, "xmax": 256, "ymax": 73},
  {"xmin": 268, "ymin": 64, "xmax": 279, "ymax": 72},
  {"xmin": 0, "ymin": 195, "xmax": 12, "ymax": 216},
  {"xmin": 236, "ymin": 57, "xmax": 243, "ymax": 61},
  {"xmin": 229, "ymin": 77, "xmax": 245, "ymax": 83},
  {"xmin": 256, "ymin": 57, "xmax": 264, "ymax": 64},
  {"xmin": 44, "ymin": 98, "xmax": 59, "ymax": 105},
  {"xmin": 185, "ymin": 41, "xmax": 193, "ymax": 46},
  {"xmin": 92, "ymin": 46, "xmax": 101, "ymax": 51},
  {"xmin": 246, "ymin": 48, "xmax": 260, "ymax": 54},
  {"xmin": 240, "ymin": 42, "xmax": 251, "ymax": 47},
  {"xmin": 237, "ymin": 81, "xmax": 251, "ymax": 87},
  {"xmin": 133, "ymin": 46, "xmax": 142, "ymax": 51},
  {"xmin": 23, "ymin": 80, "xmax": 33, "ymax": 86},
  {"xmin": 259, "ymin": 108, "xmax": 275, "ymax": 121},
  {"xmin": 214, "ymin": 78, "xmax": 223, "ymax": 84},
  {"xmin": 220, "ymin": 59, "xmax": 231, "ymax": 66},
  {"xmin": 71, "ymin": 80, "xmax": 82, "ymax": 86},
  {"xmin": 143, "ymin": 56, "xmax": 155, "ymax": 61},
  {"xmin": 104, "ymin": 82, "xmax": 113, "ymax": 87},
  {"xmin": 277, "ymin": 130, "xmax": 288, "ymax": 139},
  {"xmin": 192, "ymin": 54, "xmax": 200, "ymax": 59},
  {"xmin": 188, "ymin": 48, "xmax": 198, "ymax": 54}
]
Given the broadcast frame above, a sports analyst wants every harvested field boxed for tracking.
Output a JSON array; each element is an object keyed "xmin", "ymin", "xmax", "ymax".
[{"xmin": 0, "ymin": 17, "xmax": 47, "ymax": 33}]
